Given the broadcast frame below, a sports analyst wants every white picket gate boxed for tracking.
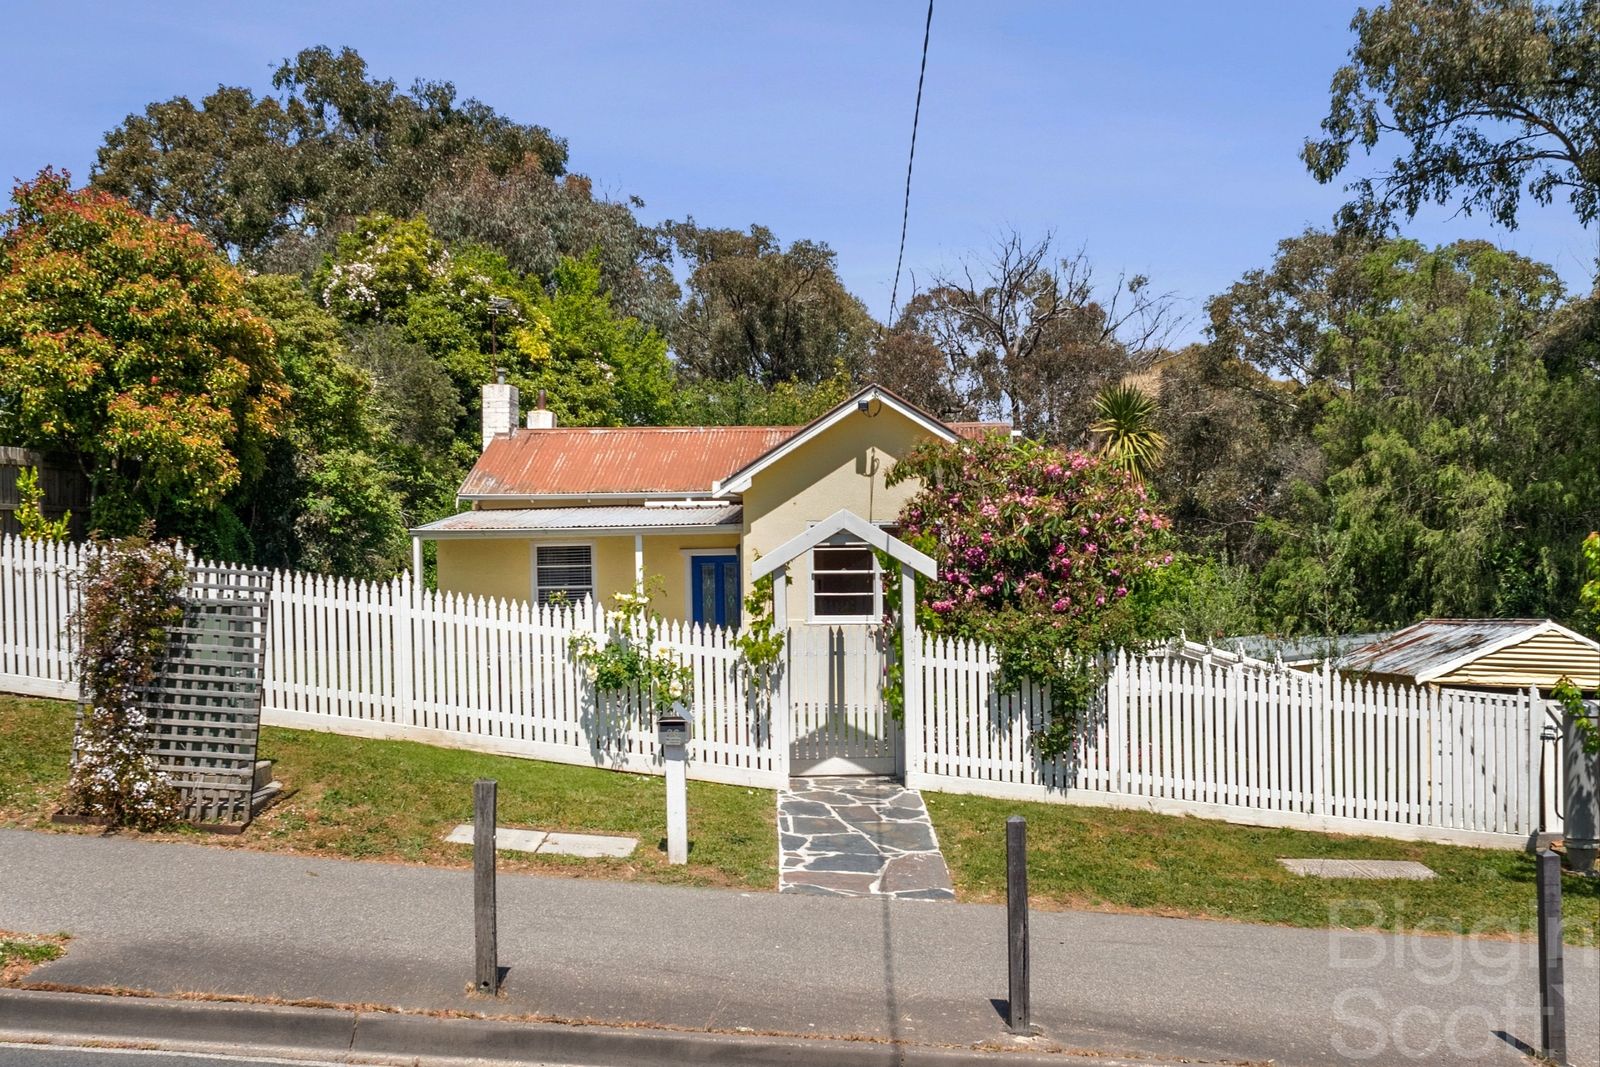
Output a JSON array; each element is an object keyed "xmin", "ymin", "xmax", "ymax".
[
  {"xmin": 786, "ymin": 624, "xmax": 900, "ymax": 775},
  {"xmin": 910, "ymin": 636, "xmax": 1549, "ymax": 847}
]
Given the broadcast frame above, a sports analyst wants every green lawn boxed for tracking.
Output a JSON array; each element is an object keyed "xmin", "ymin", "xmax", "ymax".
[
  {"xmin": 926, "ymin": 791, "xmax": 1600, "ymax": 945},
  {"xmin": 6, "ymin": 693, "xmax": 1597, "ymax": 943},
  {"xmin": 0, "ymin": 696, "xmax": 777, "ymax": 889}
]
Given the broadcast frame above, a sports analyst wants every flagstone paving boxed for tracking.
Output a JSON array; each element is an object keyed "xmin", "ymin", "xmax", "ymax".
[{"xmin": 777, "ymin": 776, "xmax": 955, "ymax": 899}]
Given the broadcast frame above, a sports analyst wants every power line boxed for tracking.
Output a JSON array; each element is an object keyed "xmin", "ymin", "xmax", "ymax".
[{"xmin": 888, "ymin": 0, "xmax": 933, "ymax": 327}]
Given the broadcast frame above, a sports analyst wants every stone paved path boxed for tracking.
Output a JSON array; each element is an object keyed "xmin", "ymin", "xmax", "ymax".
[{"xmin": 777, "ymin": 776, "xmax": 955, "ymax": 899}]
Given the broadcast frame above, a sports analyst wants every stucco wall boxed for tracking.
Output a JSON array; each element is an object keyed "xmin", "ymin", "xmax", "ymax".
[
  {"xmin": 741, "ymin": 407, "xmax": 935, "ymax": 624},
  {"xmin": 434, "ymin": 532, "xmax": 740, "ymax": 620},
  {"xmin": 435, "ymin": 538, "xmax": 533, "ymax": 602}
]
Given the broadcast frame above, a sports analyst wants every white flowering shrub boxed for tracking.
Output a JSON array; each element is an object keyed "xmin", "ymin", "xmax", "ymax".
[
  {"xmin": 65, "ymin": 526, "xmax": 187, "ymax": 829},
  {"xmin": 571, "ymin": 587, "xmax": 694, "ymax": 717}
]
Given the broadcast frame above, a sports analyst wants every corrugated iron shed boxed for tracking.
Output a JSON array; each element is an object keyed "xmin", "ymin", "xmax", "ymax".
[
  {"xmin": 1337, "ymin": 618, "xmax": 1600, "ymax": 690},
  {"xmin": 412, "ymin": 504, "xmax": 742, "ymax": 537}
]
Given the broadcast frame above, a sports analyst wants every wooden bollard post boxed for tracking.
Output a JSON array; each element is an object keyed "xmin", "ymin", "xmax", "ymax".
[
  {"xmin": 474, "ymin": 779, "xmax": 498, "ymax": 995},
  {"xmin": 1006, "ymin": 815, "xmax": 1030, "ymax": 1034},
  {"xmin": 1536, "ymin": 849, "xmax": 1567, "ymax": 1065}
]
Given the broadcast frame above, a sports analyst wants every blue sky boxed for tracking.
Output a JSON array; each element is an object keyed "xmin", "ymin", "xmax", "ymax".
[{"xmin": 2, "ymin": 1, "xmax": 1594, "ymax": 343}]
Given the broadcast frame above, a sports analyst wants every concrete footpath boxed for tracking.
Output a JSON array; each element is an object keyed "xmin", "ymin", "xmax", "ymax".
[{"xmin": 0, "ymin": 829, "xmax": 1595, "ymax": 1066}]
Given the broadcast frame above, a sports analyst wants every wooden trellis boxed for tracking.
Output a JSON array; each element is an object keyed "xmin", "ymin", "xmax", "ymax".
[{"xmin": 135, "ymin": 562, "xmax": 274, "ymax": 826}]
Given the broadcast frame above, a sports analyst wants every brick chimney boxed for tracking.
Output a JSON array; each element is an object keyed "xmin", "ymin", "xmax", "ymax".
[
  {"xmin": 481, "ymin": 368, "xmax": 519, "ymax": 449},
  {"xmin": 525, "ymin": 388, "xmax": 557, "ymax": 430}
]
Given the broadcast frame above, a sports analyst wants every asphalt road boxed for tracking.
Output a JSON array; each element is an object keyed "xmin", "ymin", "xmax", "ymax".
[
  {"xmin": 0, "ymin": 1045, "xmax": 575, "ymax": 1067},
  {"xmin": 1, "ymin": 829, "xmax": 1595, "ymax": 1067},
  {"xmin": 0, "ymin": 1046, "xmax": 346, "ymax": 1067}
]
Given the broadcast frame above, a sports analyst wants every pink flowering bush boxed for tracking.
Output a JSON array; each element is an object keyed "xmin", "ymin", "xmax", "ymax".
[
  {"xmin": 891, "ymin": 434, "xmax": 1174, "ymax": 755},
  {"xmin": 65, "ymin": 526, "xmax": 187, "ymax": 829}
]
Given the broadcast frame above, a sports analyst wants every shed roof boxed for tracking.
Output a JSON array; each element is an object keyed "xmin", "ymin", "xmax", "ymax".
[
  {"xmin": 1336, "ymin": 618, "xmax": 1600, "ymax": 683},
  {"xmin": 411, "ymin": 504, "xmax": 743, "ymax": 538}
]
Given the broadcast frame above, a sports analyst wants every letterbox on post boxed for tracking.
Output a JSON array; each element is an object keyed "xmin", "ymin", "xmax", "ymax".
[
  {"xmin": 658, "ymin": 711, "xmax": 691, "ymax": 865},
  {"xmin": 658, "ymin": 712, "xmax": 692, "ymax": 750}
]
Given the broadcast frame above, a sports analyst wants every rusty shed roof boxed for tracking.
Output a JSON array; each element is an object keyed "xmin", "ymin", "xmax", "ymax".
[
  {"xmin": 459, "ymin": 427, "xmax": 798, "ymax": 498},
  {"xmin": 1336, "ymin": 618, "xmax": 1596, "ymax": 682}
]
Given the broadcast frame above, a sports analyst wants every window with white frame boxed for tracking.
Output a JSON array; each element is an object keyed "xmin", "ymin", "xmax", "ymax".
[
  {"xmin": 533, "ymin": 544, "xmax": 594, "ymax": 604},
  {"xmin": 811, "ymin": 541, "xmax": 880, "ymax": 621}
]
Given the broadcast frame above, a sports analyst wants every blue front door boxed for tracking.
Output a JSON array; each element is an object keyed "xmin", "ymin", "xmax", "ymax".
[{"xmin": 691, "ymin": 555, "xmax": 741, "ymax": 628}]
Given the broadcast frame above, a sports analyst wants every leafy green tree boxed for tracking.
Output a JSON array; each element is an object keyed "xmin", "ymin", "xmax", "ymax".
[
  {"xmin": 1150, "ymin": 346, "xmax": 1319, "ymax": 570},
  {"xmin": 93, "ymin": 46, "xmax": 567, "ymax": 260},
  {"xmin": 423, "ymin": 164, "xmax": 679, "ymax": 334},
  {"xmin": 241, "ymin": 275, "xmax": 408, "ymax": 578},
  {"xmin": 667, "ymin": 221, "xmax": 875, "ymax": 385},
  {"xmin": 671, "ymin": 364, "xmax": 857, "ymax": 426},
  {"xmin": 530, "ymin": 254, "xmax": 674, "ymax": 426},
  {"xmin": 1202, "ymin": 231, "xmax": 1600, "ymax": 631},
  {"xmin": 0, "ymin": 170, "xmax": 286, "ymax": 538},
  {"xmin": 1305, "ymin": 0, "xmax": 1600, "ymax": 228}
]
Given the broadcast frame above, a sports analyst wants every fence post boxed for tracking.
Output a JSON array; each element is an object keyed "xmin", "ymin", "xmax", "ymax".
[
  {"xmin": 1006, "ymin": 815, "xmax": 1030, "ymax": 1034},
  {"xmin": 1535, "ymin": 848, "xmax": 1567, "ymax": 1065},
  {"xmin": 474, "ymin": 779, "xmax": 498, "ymax": 996},
  {"xmin": 900, "ymin": 568, "xmax": 922, "ymax": 788},
  {"xmin": 769, "ymin": 568, "xmax": 791, "ymax": 782},
  {"xmin": 392, "ymin": 574, "xmax": 415, "ymax": 727}
]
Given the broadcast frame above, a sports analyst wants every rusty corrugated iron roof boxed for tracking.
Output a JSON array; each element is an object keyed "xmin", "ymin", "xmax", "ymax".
[
  {"xmin": 413, "ymin": 504, "xmax": 743, "ymax": 536},
  {"xmin": 1336, "ymin": 619, "xmax": 1557, "ymax": 680},
  {"xmin": 948, "ymin": 421, "xmax": 1013, "ymax": 440},
  {"xmin": 460, "ymin": 427, "xmax": 797, "ymax": 498}
]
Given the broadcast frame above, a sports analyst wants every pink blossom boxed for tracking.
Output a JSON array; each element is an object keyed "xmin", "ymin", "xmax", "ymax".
[
  {"xmin": 1051, "ymin": 597, "xmax": 1070, "ymax": 612},
  {"xmin": 1095, "ymin": 594, "xmax": 1106, "ymax": 606},
  {"xmin": 1115, "ymin": 586, "xmax": 1128, "ymax": 598}
]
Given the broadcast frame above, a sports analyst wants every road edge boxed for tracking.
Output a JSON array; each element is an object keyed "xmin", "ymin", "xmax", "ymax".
[{"xmin": 0, "ymin": 988, "xmax": 1205, "ymax": 1066}]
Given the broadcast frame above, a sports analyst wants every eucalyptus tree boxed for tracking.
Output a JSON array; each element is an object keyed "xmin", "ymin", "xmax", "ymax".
[{"xmin": 1305, "ymin": 0, "xmax": 1600, "ymax": 229}]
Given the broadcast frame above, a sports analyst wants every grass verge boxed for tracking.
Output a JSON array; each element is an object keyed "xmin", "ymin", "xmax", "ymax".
[
  {"xmin": 0, "ymin": 932, "xmax": 68, "ymax": 983},
  {"xmin": 926, "ymin": 791, "xmax": 1600, "ymax": 944},
  {"xmin": 0, "ymin": 695, "xmax": 775, "ymax": 890}
]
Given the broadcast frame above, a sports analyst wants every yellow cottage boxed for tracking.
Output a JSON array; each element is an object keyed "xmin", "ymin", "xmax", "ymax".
[{"xmin": 410, "ymin": 380, "xmax": 1008, "ymax": 627}]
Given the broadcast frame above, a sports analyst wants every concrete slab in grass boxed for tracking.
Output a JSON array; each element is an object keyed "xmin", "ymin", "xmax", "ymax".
[
  {"xmin": 1279, "ymin": 858, "xmax": 1436, "ymax": 880},
  {"xmin": 443, "ymin": 825, "xmax": 548, "ymax": 853},
  {"xmin": 442, "ymin": 825, "xmax": 638, "ymax": 859},
  {"xmin": 542, "ymin": 832, "xmax": 637, "ymax": 858}
]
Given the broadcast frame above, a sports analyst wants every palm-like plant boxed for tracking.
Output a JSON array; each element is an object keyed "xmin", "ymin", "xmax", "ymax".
[{"xmin": 1090, "ymin": 382, "xmax": 1166, "ymax": 480}]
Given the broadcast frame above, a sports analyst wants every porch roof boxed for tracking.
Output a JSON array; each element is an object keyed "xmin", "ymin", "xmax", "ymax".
[{"xmin": 411, "ymin": 504, "xmax": 743, "ymax": 539}]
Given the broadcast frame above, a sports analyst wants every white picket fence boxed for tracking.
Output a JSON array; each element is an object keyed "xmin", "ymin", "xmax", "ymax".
[
  {"xmin": 911, "ymin": 635, "xmax": 1553, "ymax": 847},
  {"xmin": 0, "ymin": 535, "xmax": 782, "ymax": 788},
  {"xmin": 0, "ymin": 534, "xmax": 1559, "ymax": 845}
]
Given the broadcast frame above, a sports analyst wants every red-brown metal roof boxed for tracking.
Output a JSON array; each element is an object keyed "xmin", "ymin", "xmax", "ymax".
[
  {"xmin": 948, "ymin": 421, "xmax": 1012, "ymax": 440},
  {"xmin": 460, "ymin": 427, "xmax": 799, "ymax": 498}
]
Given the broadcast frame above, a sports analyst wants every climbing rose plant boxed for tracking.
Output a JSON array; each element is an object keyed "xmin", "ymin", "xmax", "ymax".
[
  {"xmin": 66, "ymin": 527, "xmax": 188, "ymax": 829},
  {"xmin": 890, "ymin": 434, "xmax": 1174, "ymax": 756},
  {"xmin": 572, "ymin": 588, "xmax": 694, "ymax": 717}
]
